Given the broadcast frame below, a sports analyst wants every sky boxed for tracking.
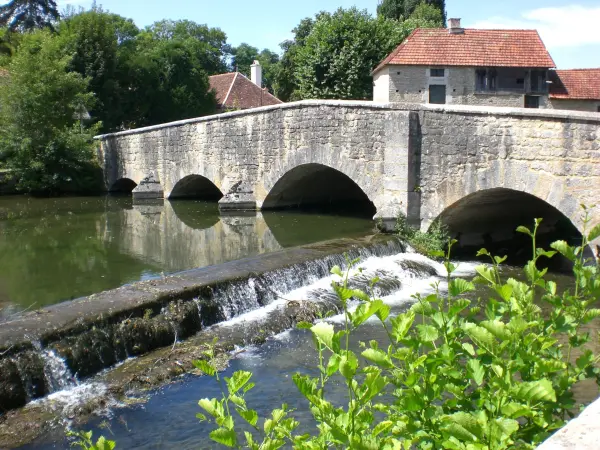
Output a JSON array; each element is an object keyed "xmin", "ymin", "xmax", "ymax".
[{"xmin": 56, "ymin": 0, "xmax": 600, "ymax": 69}]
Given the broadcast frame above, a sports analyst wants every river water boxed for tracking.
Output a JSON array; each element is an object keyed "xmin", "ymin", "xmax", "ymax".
[
  {"xmin": 0, "ymin": 196, "xmax": 374, "ymax": 316},
  {"xmin": 21, "ymin": 249, "xmax": 598, "ymax": 450},
  {"xmin": 3, "ymin": 196, "xmax": 597, "ymax": 449}
]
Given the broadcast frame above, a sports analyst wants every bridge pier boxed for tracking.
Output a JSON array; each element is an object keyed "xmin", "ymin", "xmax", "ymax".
[
  {"xmin": 218, "ymin": 181, "xmax": 257, "ymax": 212},
  {"xmin": 132, "ymin": 173, "xmax": 164, "ymax": 200}
]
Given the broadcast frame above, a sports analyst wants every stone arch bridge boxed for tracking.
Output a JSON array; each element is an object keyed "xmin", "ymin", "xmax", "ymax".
[{"xmin": 97, "ymin": 100, "xmax": 600, "ymax": 251}]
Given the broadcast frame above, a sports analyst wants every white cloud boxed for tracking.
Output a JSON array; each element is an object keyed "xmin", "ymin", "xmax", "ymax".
[{"xmin": 472, "ymin": 5, "xmax": 600, "ymax": 49}]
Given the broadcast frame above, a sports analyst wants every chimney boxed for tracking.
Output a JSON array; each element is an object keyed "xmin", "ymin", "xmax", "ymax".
[
  {"xmin": 250, "ymin": 60, "xmax": 262, "ymax": 88},
  {"xmin": 448, "ymin": 18, "xmax": 464, "ymax": 34}
]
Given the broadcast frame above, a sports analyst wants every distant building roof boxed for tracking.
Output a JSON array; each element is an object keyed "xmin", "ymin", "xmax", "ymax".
[
  {"xmin": 549, "ymin": 69, "xmax": 600, "ymax": 100},
  {"xmin": 208, "ymin": 72, "xmax": 282, "ymax": 110},
  {"xmin": 373, "ymin": 28, "xmax": 555, "ymax": 74}
]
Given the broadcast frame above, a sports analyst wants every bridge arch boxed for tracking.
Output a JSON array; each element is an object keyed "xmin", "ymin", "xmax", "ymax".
[
  {"xmin": 262, "ymin": 163, "xmax": 376, "ymax": 217},
  {"xmin": 433, "ymin": 187, "xmax": 584, "ymax": 264},
  {"xmin": 109, "ymin": 177, "xmax": 137, "ymax": 194},
  {"xmin": 168, "ymin": 174, "xmax": 223, "ymax": 200}
]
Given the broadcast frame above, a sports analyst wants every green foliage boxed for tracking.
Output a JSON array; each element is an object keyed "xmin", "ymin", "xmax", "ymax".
[
  {"xmin": 292, "ymin": 7, "xmax": 442, "ymax": 100},
  {"xmin": 0, "ymin": 0, "xmax": 60, "ymax": 32},
  {"xmin": 0, "ymin": 30, "xmax": 102, "ymax": 194},
  {"xmin": 68, "ymin": 430, "xmax": 115, "ymax": 450},
  {"xmin": 194, "ymin": 208, "xmax": 600, "ymax": 449},
  {"xmin": 396, "ymin": 212, "xmax": 450, "ymax": 257},
  {"xmin": 231, "ymin": 43, "xmax": 280, "ymax": 93},
  {"xmin": 378, "ymin": 0, "xmax": 446, "ymax": 25}
]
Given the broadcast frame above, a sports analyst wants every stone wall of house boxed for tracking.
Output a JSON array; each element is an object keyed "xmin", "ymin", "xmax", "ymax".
[
  {"xmin": 373, "ymin": 67, "xmax": 390, "ymax": 102},
  {"xmin": 548, "ymin": 98, "xmax": 600, "ymax": 112},
  {"xmin": 385, "ymin": 65, "xmax": 549, "ymax": 108}
]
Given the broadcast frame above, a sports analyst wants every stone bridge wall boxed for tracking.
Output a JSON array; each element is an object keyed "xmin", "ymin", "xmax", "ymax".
[{"xmin": 97, "ymin": 100, "xmax": 600, "ymax": 247}]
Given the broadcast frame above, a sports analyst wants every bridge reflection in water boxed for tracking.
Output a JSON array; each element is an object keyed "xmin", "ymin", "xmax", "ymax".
[{"xmin": 0, "ymin": 196, "xmax": 375, "ymax": 312}]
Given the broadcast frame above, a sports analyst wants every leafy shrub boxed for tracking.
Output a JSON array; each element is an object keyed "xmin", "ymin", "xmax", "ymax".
[
  {"xmin": 0, "ymin": 30, "xmax": 102, "ymax": 195},
  {"xmin": 194, "ymin": 212, "xmax": 600, "ymax": 449},
  {"xmin": 396, "ymin": 212, "xmax": 450, "ymax": 257}
]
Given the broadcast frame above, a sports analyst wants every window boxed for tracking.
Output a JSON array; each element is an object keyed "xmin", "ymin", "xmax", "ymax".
[
  {"xmin": 597, "ymin": 105, "xmax": 600, "ymax": 113},
  {"xmin": 524, "ymin": 95, "xmax": 539, "ymax": 109},
  {"xmin": 430, "ymin": 68, "xmax": 445, "ymax": 77},
  {"xmin": 476, "ymin": 69, "xmax": 486, "ymax": 91}
]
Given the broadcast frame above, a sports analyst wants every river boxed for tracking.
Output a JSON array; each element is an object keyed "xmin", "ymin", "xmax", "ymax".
[
  {"xmin": 0, "ymin": 196, "xmax": 374, "ymax": 316},
  {"xmin": 2, "ymin": 197, "xmax": 596, "ymax": 449}
]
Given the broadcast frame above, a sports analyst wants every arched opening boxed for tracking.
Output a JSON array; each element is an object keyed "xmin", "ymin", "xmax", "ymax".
[
  {"xmin": 262, "ymin": 164, "xmax": 376, "ymax": 218},
  {"xmin": 436, "ymin": 188, "xmax": 583, "ymax": 268},
  {"xmin": 109, "ymin": 178, "xmax": 137, "ymax": 195},
  {"xmin": 169, "ymin": 175, "xmax": 223, "ymax": 201}
]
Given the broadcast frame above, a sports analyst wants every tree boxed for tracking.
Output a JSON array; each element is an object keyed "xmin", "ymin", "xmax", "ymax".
[
  {"xmin": 377, "ymin": 0, "xmax": 446, "ymax": 24},
  {"xmin": 0, "ymin": 30, "xmax": 101, "ymax": 194},
  {"xmin": 57, "ymin": 6, "xmax": 125, "ymax": 132},
  {"xmin": 232, "ymin": 43, "xmax": 280, "ymax": 93},
  {"xmin": 272, "ymin": 16, "xmax": 320, "ymax": 101},
  {"xmin": 0, "ymin": 0, "xmax": 59, "ymax": 31},
  {"xmin": 231, "ymin": 42, "xmax": 259, "ymax": 74},
  {"xmin": 144, "ymin": 19, "xmax": 230, "ymax": 75},
  {"xmin": 294, "ymin": 7, "xmax": 440, "ymax": 100},
  {"xmin": 120, "ymin": 32, "xmax": 218, "ymax": 127}
]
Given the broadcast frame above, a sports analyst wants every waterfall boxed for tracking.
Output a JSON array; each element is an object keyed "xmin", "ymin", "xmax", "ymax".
[
  {"xmin": 42, "ymin": 349, "xmax": 76, "ymax": 392},
  {"xmin": 209, "ymin": 238, "xmax": 407, "ymax": 320}
]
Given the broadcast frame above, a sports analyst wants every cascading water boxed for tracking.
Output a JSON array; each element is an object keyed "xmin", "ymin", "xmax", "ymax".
[
  {"xmin": 42, "ymin": 349, "xmax": 77, "ymax": 392},
  {"xmin": 210, "ymin": 238, "xmax": 407, "ymax": 321}
]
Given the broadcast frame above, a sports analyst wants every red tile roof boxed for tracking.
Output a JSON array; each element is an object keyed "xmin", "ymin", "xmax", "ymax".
[
  {"xmin": 549, "ymin": 69, "xmax": 600, "ymax": 100},
  {"xmin": 373, "ymin": 28, "xmax": 555, "ymax": 74},
  {"xmin": 209, "ymin": 72, "xmax": 282, "ymax": 110}
]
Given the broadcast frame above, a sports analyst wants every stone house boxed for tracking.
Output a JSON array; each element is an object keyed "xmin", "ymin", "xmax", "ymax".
[
  {"xmin": 373, "ymin": 19, "xmax": 558, "ymax": 108},
  {"xmin": 209, "ymin": 61, "xmax": 282, "ymax": 112},
  {"xmin": 548, "ymin": 69, "xmax": 600, "ymax": 112}
]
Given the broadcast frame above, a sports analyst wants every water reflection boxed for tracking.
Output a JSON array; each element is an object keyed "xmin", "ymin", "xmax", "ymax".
[{"xmin": 0, "ymin": 196, "xmax": 375, "ymax": 311}]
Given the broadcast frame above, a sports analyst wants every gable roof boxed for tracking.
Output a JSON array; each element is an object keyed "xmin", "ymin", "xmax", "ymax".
[
  {"xmin": 208, "ymin": 72, "xmax": 282, "ymax": 110},
  {"xmin": 373, "ymin": 28, "xmax": 555, "ymax": 74},
  {"xmin": 549, "ymin": 69, "xmax": 600, "ymax": 100}
]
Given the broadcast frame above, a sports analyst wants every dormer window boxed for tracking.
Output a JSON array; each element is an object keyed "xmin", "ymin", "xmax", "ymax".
[{"xmin": 430, "ymin": 68, "xmax": 445, "ymax": 77}]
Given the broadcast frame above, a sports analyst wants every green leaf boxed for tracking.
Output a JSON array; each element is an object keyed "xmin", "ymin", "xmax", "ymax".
[
  {"xmin": 198, "ymin": 398, "xmax": 219, "ymax": 417},
  {"xmin": 480, "ymin": 320, "xmax": 511, "ymax": 340},
  {"xmin": 550, "ymin": 240, "xmax": 576, "ymax": 261},
  {"xmin": 588, "ymin": 223, "xmax": 600, "ymax": 242},
  {"xmin": 501, "ymin": 402, "xmax": 532, "ymax": 418},
  {"xmin": 239, "ymin": 409, "xmax": 258, "ymax": 427},
  {"xmin": 330, "ymin": 265, "xmax": 343, "ymax": 277},
  {"xmin": 462, "ymin": 342, "xmax": 475, "ymax": 356},
  {"xmin": 449, "ymin": 279, "xmax": 475, "ymax": 297},
  {"xmin": 226, "ymin": 371, "xmax": 253, "ymax": 393},
  {"xmin": 362, "ymin": 348, "xmax": 394, "ymax": 369},
  {"xmin": 311, "ymin": 322, "xmax": 334, "ymax": 349},
  {"xmin": 495, "ymin": 284, "xmax": 513, "ymax": 301},
  {"xmin": 467, "ymin": 359, "xmax": 484, "ymax": 386},
  {"xmin": 339, "ymin": 352, "xmax": 359, "ymax": 379},
  {"xmin": 448, "ymin": 299, "xmax": 471, "ymax": 318},
  {"xmin": 210, "ymin": 428, "xmax": 237, "ymax": 447},
  {"xmin": 417, "ymin": 324, "xmax": 439, "ymax": 342},
  {"xmin": 512, "ymin": 379, "xmax": 556, "ymax": 403},
  {"xmin": 516, "ymin": 225, "xmax": 532, "ymax": 236},
  {"xmin": 442, "ymin": 412, "xmax": 481, "ymax": 442},
  {"xmin": 463, "ymin": 322, "xmax": 497, "ymax": 354},
  {"xmin": 193, "ymin": 359, "xmax": 216, "ymax": 376},
  {"xmin": 391, "ymin": 311, "xmax": 415, "ymax": 341},
  {"xmin": 296, "ymin": 321, "xmax": 313, "ymax": 330}
]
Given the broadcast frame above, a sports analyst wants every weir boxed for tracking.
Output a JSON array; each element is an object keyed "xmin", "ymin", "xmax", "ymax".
[{"xmin": 0, "ymin": 235, "xmax": 407, "ymax": 413}]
